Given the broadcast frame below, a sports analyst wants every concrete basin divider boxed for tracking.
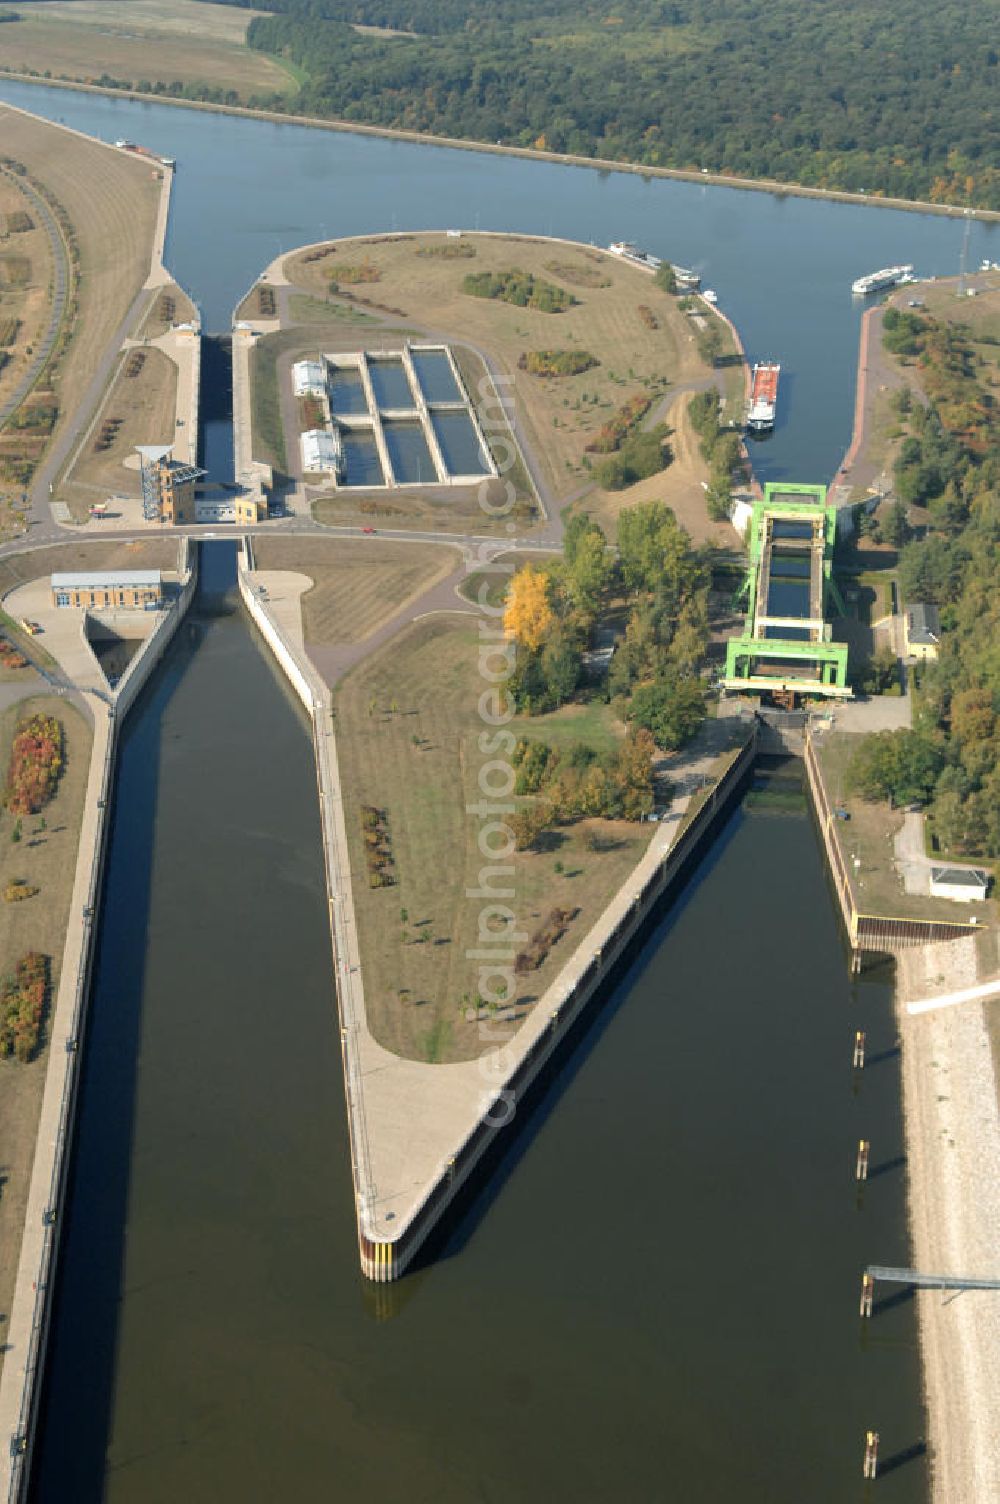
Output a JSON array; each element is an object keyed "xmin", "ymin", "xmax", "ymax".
[
  {"xmin": 0, "ymin": 538, "xmax": 198, "ymax": 1503},
  {"xmin": 237, "ymin": 532, "xmax": 761, "ymax": 1284},
  {"xmin": 356, "ymin": 354, "xmax": 395, "ymax": 485},
  {"xmin": 398, "ymin": 346, "xmax": 449, "ymax": 483}
]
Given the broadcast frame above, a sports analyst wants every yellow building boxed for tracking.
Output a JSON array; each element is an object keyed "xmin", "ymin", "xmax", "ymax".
[
  {"xmin": 903, "ymin": 602, "xmax": 941, "ymax": 660},
  {"xmin": 51, "ymin": 570, "xmax": 163, "ymax": 610},
  {"xmin": 137, "ymin": 444, "xmax": 203, "ymax": 524}
]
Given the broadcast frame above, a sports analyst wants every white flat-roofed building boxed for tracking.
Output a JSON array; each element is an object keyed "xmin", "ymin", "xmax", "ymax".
[
  {"xmin": 929, "ymin": 867, "xmax": 990, "ymax": 903},
  {"xmin": 51, "ymin": 570, "xmax": 163, "ymax": 610},
  {"xmin": 293, "ymin": 360, "xmax": 327, "ymax": 397},
  {"xmin": 301, "ymin": 428, "xmax": 343, "ymax": 475}
]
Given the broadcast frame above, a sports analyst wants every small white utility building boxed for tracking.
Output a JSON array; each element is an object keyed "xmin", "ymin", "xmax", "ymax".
[
  {"xmin": 301, "ymin": 428, "xmax": 343, "ymax": 475},
  {"xmin": 929, "ymin": 867, "xmax": 990, "ymax": 903},
  {"xmin": 292, "ymin": 359, "xmax": 327, "ymax": 398}
]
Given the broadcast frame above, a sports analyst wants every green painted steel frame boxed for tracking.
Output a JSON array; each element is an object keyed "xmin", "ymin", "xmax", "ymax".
[{"xmin": 724, "ymin": 481, "xmax": 850, "ymax": 695}]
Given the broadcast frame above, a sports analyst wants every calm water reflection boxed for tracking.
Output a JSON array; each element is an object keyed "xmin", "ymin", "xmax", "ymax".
[
  {"xmin": 1, "ymin": 78, "xmax": 998, "ymax": 485},
  {"xmin": 1, "ymin": 81, "xmax": 933, "ymax": 1503}
]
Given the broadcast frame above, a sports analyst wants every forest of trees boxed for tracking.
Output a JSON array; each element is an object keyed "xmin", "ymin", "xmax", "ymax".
[
  {"xmin": 500, "ymin": 501, "xmax": 711, "ymax": 847},
  {"xmin": 847, "ymin": 309, "xmax": 1000, "ymax": 856},
  {"xmin": 193, "ymin": 0, "xmax": 1000, "ymax": 208}
]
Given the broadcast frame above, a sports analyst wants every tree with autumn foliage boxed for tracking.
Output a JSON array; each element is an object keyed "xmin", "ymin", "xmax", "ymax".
[
  {"xmin": 3, "ymin": 713, "xmax": 64, "ymax": 816},
  {"xmin": 503, "ymin": 565, "xmax": 554, "ymax": 651}
]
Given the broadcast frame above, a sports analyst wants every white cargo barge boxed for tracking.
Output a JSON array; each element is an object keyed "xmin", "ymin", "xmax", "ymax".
[
  {"xmin": 607, "ymin": 243, "xmax": 701, "ymax": 290},
  {"xmin": 851, "ymin": 264, "xmax": 915, "ymax": 296}
]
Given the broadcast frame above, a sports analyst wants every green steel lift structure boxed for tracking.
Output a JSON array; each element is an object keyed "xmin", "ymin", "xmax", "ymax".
[{"xmin": 723, "ymin": 482, "xmax": 851, "ymax": 700}]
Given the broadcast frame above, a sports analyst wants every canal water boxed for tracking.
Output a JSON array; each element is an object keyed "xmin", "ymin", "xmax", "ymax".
[
  {"xmin": 3, "ymin": 81, "xmax": 929, "ymax": 1500},
  {"xmin": 31, "ymin": 632, "xmax": 926, "ymax": 1500},
  {"xmin": 2, "ymin": 79, "xmax": 998, "ymax": 485}
]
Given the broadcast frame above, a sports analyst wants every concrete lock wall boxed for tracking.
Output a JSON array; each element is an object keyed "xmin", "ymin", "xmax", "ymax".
[
  {"xmin": 361, "ymin": 732, "xmax": 760, "ymax": 1282},
  {"xmin": 0, "ymin": 542, "xmax": 199, "ymax": 1503},
  {"xmin": 236, "ymin": 541, "xmax": 380, "ymax": 1285},
  {"xmin": 802, "ymin": 733, "xmax": 976, "ymax": 956},
  {"xmin": 234, "ymin": 554, "xmax": 764, "ymax": 1285}
]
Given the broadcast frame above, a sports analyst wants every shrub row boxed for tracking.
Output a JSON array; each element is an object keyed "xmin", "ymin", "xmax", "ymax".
[
  {"xmin": 0, "ymin": 952, "xmax": 49, "ymax": 1062},
  {"xmin": 328, "ymin": 261, "xmax": 380, "ymax": 288},
  {"xmin": 518, "ymin": 349, "xmax": 598, "ymax": 378},
  {"xmin": 0, "ymin": 640, "xmax": 27, "ymax": 669},
  {"xmin": 416, "ymin": 241, "xmax": 476, "ymax": 259},
  {"xmin": 514, "ymin": 907, "xmax": 580, "ymax": 974},
  {"xmin": 462, "ymin": 269, "xmax": 577, "ymax": 313},
  {"xmin": 585, "ymin": 393, "xmax": 651, "ymax": 453},
  {"xmin": 3, "ymin": 711, "xmax": 64, "ymax": 815},
  {"xmin": 361, "ymin": 803, "xmax": 396, "ymax": 888}
]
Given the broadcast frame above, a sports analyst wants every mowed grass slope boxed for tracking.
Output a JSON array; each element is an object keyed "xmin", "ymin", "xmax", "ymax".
[
  {"xmin": 335, "ymin": 615, "xmax": 652, "ymax": 1063},
  {"xmin": 64, "ymin": 345, "xmax": 178, "ymax": 513},
  {"xmin": 0, "ymin": 695, "xmax": 92, "ymax": 1383},
  {"xmin": 1, "ymin": 1, "xmax": 297, "ymax": 100},
  {"xmin": 0, "ymin": 169, "xmax": 54, "ymax": 413},
  {"xmin": 283, "ymin": 233, "xmax": 715, "ymax": 508},
  {"xmin": 0, "ymin": 109, "xmax": 160, "ymax": 450},
  {"xmin": 254, "ymin": 536, "xmax": 458, "ymax": 647}
]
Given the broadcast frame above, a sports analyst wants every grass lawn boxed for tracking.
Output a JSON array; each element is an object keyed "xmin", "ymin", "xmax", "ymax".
[
  {"xmin": 334, "ymin": 614, "xmax": 654, "ymax": 1063},
  {"xmin": 848, "ymin": 386, "xmax": 906, "ymax": 505},
  {"xmin": 282, "ymin": 231, "xmax": 720, "ymax": 510},
  {"xmin": 459, "ymin": 550, "xmax": 556, "ymax": 610},
  {"xmin": 253, "ymin": 536, "xmax": 458, "ymax": 648},
  {"xmin": 62, "ymin": 345, "xmax": 178, "ymax": 519},
  {"xmin": 813, "ymin": 732, "xmax": 989, "ymax": 925},
  {"xmin": 1, "ymin": 111, "xmax": 160, "ymax": 499},
  {"xmin": 0, "ymin": 693, "xmax": 93, "ymax": 1384},
  {"xmin": 249, "ymin": 328, "xmax": 289, "ymax": 472},
  {"xmin": 136, "ymin": 281, "xmax": 198, "ymax": 341},
  {"xmin": 0, "ymin": 4, "xmax": 296, "ymax": 101},
  {"xmin": 285, "ymin": 292, "xmax": 382, "ymax": 329}
]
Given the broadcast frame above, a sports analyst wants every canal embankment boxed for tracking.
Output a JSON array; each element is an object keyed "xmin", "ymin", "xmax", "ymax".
[
  {"xmin": 799, "ymin": 721, "xmax": 1000, "ymax": 1502},
  {"xmin": 0, "ymin": 539, "xmax": 197, "ymax": 1503},
  {"xmin": 2, "ymin": 72, "xmax": 999, "ymax": 224},
  {"xmin": 896, "ymin": 938, "xmax": 1000, "ymax": 1504},
  {"xmin": 239, "ymin": 540, "xmax": 761, "ymax": 1280}
]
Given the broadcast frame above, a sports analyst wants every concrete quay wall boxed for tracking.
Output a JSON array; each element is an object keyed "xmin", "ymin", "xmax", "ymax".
[
  {"xmin": 364, "ymin": 730, "xmax": 759, "ymax": 1281},
  {"xmin": 802, "ymin": 732, "xmax": 976, "ymax": 956},
  {"xmin": 0, "ymin": 544, "xmax": 198, "ymax": 1504},
  {"xmin": 236, "ymin": 548, "xmax": 380, "ymax": 1278},
  {"xmin": 234, "ymin": 559, "xmax": 762, "ymax": 1286}
]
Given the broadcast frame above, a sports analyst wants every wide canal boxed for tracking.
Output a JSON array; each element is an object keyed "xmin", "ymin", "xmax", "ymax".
[
  {"xmin": 0, "ymin": 82, "xmax": 932, "ymax": 1500},
  {"xmin": 31, "ymin": 546, "xmax": 925, "ymax": 1500},
  {"xmin": 1, "ymin": 78, "xmax": 999, "ymax": 485}
]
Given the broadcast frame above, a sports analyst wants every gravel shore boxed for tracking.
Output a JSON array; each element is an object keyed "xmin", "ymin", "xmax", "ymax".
[{"xmin": 898, "ymin": 937, "xmax": 1000, "ymax": 1504}]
